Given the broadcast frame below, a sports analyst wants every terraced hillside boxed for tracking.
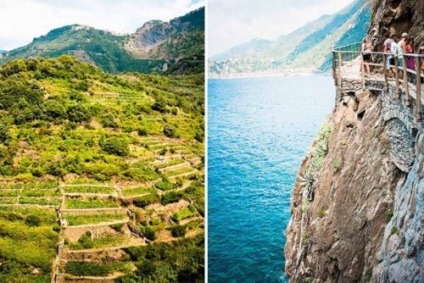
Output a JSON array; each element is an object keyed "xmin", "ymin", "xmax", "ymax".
[{"xmin": 0, "ymin": 56, "xmax": 204, "ymax": 282}]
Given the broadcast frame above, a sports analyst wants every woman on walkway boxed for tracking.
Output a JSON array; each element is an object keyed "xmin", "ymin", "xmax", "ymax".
[
  {"xmin": 405, "ymin": 37, "xmax": 415, "ymax": 70},
  {"xmin": 362, "ymin": 37, "xmax": 372, "ymax": 75},
  {"xmin": 420, "ymin": 44, "xmax": 424, "ymax": 72},
  {"xmin": 405, "ymin": 37, "xmax": 415, "ymax": 82}
]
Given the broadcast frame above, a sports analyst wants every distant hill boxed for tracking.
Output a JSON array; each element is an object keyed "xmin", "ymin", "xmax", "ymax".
[
  {"xmin": 0, "ymin": 7, "xmax": 204, "ymax": 75},
  {"xmin": 209, "ymin": 0, "xmax": 370, "ymax": 78}
]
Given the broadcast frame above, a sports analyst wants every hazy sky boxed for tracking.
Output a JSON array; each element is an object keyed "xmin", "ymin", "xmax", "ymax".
[
  {"xmin": 0, "ymin": 0, "xmax": 204, "ymax": 50},
  {"xmin": 209, "ymin": 0, "xmax": 355, "ymax": 56}
]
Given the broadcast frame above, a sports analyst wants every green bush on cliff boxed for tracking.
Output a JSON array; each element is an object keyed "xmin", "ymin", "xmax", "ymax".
[
  {"xmin": 362, "ymin": 268, "xmax": 373, "ymax": 283},
  {"xmin": 390, "ymin": 226, "xmax": 399, "ymax": 235},
  {"xmin": 317, "ymin": 209, "xmax": 326, "ymax": 218}
]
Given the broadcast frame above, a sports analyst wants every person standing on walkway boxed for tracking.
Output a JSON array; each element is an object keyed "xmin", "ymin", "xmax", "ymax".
[
  {"xmin": 419, "ymin": 44, "xmax": 424, "ymax": 72},
  {"xmin": 405, "ymin": 37, "xmax": 415, "ymax": 82},
  {"xmin": 397, "ymin": 33, "xmax": 408, "ymax": 77},
  {"xmin": 362, "ymin": 37, "xmax": 372, "ymax": 75},
  {"xmin": 383, "ymin": 33, "xmax": 395, "ymax": 77}
]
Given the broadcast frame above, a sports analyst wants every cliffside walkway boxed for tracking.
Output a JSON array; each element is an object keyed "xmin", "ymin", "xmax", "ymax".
[{"xmin": 332, "ymin": 42, "xmax": 424, "ymax": 121}]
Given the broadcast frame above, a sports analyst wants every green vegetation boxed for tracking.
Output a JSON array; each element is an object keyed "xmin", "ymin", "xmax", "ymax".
[
  {"xmin": 0, "ymin": 197, "xmax": 17, "ymax": 204},
  {"xmin": 69, "ymin": 232, "xmax": 127, "ymax": 250},
  {"xmin": 0, "ymin": 57, "xmax": 203, "ymax": 181},
  {"xmin": 317, "ymin": 209, "xmax": 326, "ymax": 218},
  {"xmin": 362, "ymin": 268, "xmax": 373, "ymax": 283},
  {"xmin": 141, "ymin": 225, "xmax": 157, "ymax": 241},
  {"xmin": 21, "ymin": 189, "xmax": 61, "ymax": 197},
  {"xmin": 110, "ymin": 223, "xmax": 125, "ymax": 232},
  {"xmin": 65, "ymin": 213, "xmax": 127, "ymax": 226},
  {"xmin": 132, "ymin": 193, "xmax": 160, "ymax": 208},
  {"xmin": 122, "ymin": 186, "xmax": 156, "ymax": 197},
  {"xmin": 0, "ymin": 207, "xmax": 58, "ymax": 282},
  {"xmin": 391, "ymin": 226, "xmax": 399, "ymax": 235},
  {"xmin": 155, "ymin": 180, "xmax": 175, "ymax": 191},
  {"xmin": 171, "ymin": 205, "xmax": 197, "ymax": 222},
  {"xmin": 0, "ymin": 54, "xmax": 204, "ymax": 281},
  {"xmin": 300, "ymin": 124, "xmax": 332, "ymax": 200},
  {"xmin": 0, "ymin": 190, "xmax": 20, "ymax": 197},
  {"xmin": 66, "ymin": 261, "xmax": 133, "ymax": 276},
  {"xmin": 0, "ymin": 8, "xmax": 204, "ymax": 75},
  {"xmin": 100, "ymin": 136, "xmax": 129, "ymax": 156},
  {"xmin": 63, "ymin": 185, "xmax": 115, "ymax": 194},
  {"xmin": 19, "ymin": 197, "xmax": 61, "ymax": 206},
  {"xmin": 65, "ymin": 197, "xmax": 119, "ymax": 209},
  {"xmin": 120, "ymin": 235, "xmax": 204, "ymax": 282},
  {"xmin": 332, "ymin": 158, "xmax": 343, "ymax": 174},
  {"xmin": 385, "ymin": 209, "xmax": 394, "ymax": 223},
  {"xmin": 161, "ymin": 191, "xmax": 184, "ymax": 205},
  {"xmin": 169, "ymin": 225, "xmax": 186, "ymax": 238},
  {"xmin": 302, "ymin": 232, "xmax": 309, "ymax": 243}
]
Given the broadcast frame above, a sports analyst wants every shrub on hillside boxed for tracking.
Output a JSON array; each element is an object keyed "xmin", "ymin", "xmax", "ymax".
[
  {"xmin": 163, "ymin": 125, "xmax": 177, "ymax": 138},
  {"xmin": 100, "ymin": 137, "xmax": 129, "ymax": 156}
]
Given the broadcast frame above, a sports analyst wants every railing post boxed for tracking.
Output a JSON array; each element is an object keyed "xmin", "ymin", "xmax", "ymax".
[
  {"xmin": 338, "ymin": 52, "xmax": 343, "ymax": 87},
  {"xmin": 361, "ymin": 54, "xmax": 365, "ymax": 90},
  {"xmin": 416, "ymin": 56, "xmax": 422, "ymax": 122},
  {"xmin": 332, "ymin": 51, "xmax": 336, "ymax": 84},
  {"xmin": 383, "ymin": 54, "xmax": 389, "ymax": 91},
  {"xmin": 394, "ymin": 56, "xmax": 401, "ymax": 100},
  {"xmin": 403, "ymin": 54, "xmax": 410, "ymax": 101}
]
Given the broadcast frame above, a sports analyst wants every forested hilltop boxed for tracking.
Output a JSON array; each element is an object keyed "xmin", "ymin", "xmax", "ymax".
[
  {"xmin": 0, "ymin": 7, "xmax": 204, "ymax": 75},
  {"xmin": 0, "ymin": 56, "xmax": 204, "ymax": 282}
]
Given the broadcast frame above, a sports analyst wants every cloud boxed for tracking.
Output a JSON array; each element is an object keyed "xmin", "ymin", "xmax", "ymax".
[
  {"xmin": 0, "ymin": 0, "xmax": 204, "ymax": 50},
  {"xmin": 208, "ymin": 0, "xmax": 355, "ymax": 56}
]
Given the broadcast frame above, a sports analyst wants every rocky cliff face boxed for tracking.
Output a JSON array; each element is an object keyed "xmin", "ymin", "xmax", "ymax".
[
  {"xmin": 285, "ymin": 2, "xmax": 424, "ymax": 282},
  {"xmin": 370, "ymin": 0, "xmax": 424, "ymax": 49},
  {"xmin": 285, "ymin": 84, "xmax": 402, "ymax": 282},
  {"xmin": 126, "ymin": 21, "xmax": 175, "ymax": 57}
]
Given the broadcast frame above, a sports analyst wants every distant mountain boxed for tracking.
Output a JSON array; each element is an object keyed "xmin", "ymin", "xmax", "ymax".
[
  {"xmin": 0, "ymin": 50, "xmax": 6, "ymax": 54},
  {"xmin": 0, "ymin": 7, "xmax": 204, "ymax": 75},
  {"xmin": 209, "ymin": 0, "xmax": 370, "ymax": 78}
]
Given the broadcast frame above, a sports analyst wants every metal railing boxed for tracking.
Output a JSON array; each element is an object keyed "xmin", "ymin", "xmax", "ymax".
[{"xmin": 332, "ymin": 42, "xmax": 424, "ymax": 121}]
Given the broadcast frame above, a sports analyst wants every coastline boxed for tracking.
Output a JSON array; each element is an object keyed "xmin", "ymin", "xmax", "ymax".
[{"xmin": 208, "ymin": 70, "xmax": 332, "ymax": 80}]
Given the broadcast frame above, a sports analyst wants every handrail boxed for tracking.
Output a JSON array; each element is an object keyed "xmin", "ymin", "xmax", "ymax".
[
  {"xmin": 332, "ymin": 42, "xmax": 424, "ymax": 122},
  {"xmin": 333, "ymin": 50, "xmax": 424, "ymax": 57},
  {"xmin": 333, "ymin": 42, "xmax": 362, "ymax": 51}
]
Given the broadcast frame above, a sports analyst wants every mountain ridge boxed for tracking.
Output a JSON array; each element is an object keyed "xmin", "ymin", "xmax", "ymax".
[
  {"xmin": 0, "ymin": 7, "xmax": 204, "ymax": 75},
  {"xmin": 209, "ymin": 0, "xmax": 370, "ymax": 78}
]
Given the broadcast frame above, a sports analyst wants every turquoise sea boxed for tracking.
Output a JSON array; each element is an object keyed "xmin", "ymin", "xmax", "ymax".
[{"xmin": 208, "ymin": 76, "xmax": 335, "ymax": 282}]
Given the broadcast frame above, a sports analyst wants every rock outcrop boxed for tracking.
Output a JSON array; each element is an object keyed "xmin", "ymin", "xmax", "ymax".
[
  {"xmin": 126, "ymin": 21, "xmax": 175, "ymax": 57},
  {"xmin": 370, "ymin": 0, "xmax": 424, "ymax": 49}
]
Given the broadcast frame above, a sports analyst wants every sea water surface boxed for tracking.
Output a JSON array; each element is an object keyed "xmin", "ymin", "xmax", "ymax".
[{"xmin": 208, "ymin": 76, "xmax": 335, "ymax": 282}]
